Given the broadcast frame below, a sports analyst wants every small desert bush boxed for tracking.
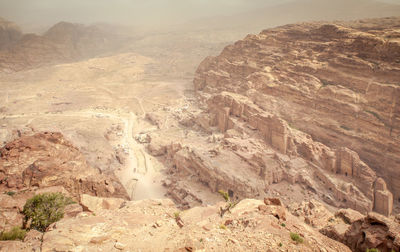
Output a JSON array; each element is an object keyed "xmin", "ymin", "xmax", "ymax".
[
  {"xmin": 174, "ymin": 211, "xmax": 181, "ymax": 219},
  {"xmin": 218, "ymin": 190, "xmax": 230, "ymax": 202},
  {"xmin": 290, "ymin": 232, "xmax": 304, "ymax": 244},
  {"xmin": 4, "ymin": 191, "xmax": 16, "ymax": 196},
  {"xmin": 366, "ymin": 249, "xmax": 380, "ymax": 252},
  {"xmin": 23, "ymin": 192, "xmax": 74, "ymax": 232},
  {"xmin": 0, "ymin": 227, "xmax": 27, "ymax": 241}
]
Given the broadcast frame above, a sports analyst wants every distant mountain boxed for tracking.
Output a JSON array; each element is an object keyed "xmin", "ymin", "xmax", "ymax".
[
  {"xmin": 0, "ymin": 21, "xmax": 129, "ymax": 71},
  {"xmin": 0, "ymin": 17, "xmax": 22, "ymax": 50},
  {"xmin": 43, "ymin": 21, "xmax": 126, "ymax": 58}
]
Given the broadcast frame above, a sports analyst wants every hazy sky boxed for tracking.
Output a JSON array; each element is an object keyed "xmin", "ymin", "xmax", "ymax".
[
  {"xmin": 0, "ymin": 0, "xmax": 288, "ymax": 31},
  {"xmin": 0, "ymin": 0, "xmax": 399, "ymax": 32}
]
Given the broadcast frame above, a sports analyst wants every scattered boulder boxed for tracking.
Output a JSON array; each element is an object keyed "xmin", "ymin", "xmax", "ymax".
[
  {"xmin": 343, "ymin": 212, "xmax": 400, "ymax": 252},
  {"xmin": 135, "ymin": 133, "xmax": 151, "ymax": 143},
  {"xmin": 335, "ymin": 208, "xmax": 364, "ymax": 224},
  {"xmin": 80, "ymin": 194, "xmax": 125, "ymax": 212}
]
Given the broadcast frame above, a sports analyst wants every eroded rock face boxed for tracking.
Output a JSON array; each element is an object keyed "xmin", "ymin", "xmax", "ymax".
[
  {"xmin": 0, "ymin": 132, "xmax": 128, "ymax": 231},
  {"xmin": 289, "ymin": 200, "xmax": 399, "ymax": 251},
  {"xmin": 21, "ymin": 198, "xmax": 349, "ymax": 252},
  {"xmin": 193, "ymin": 17, "xmax": 399, "ymax": 215},
  {"xmin": 374, "ymin": 178, "xmax": 394, "ymax": 216},
  {"xmin": 159, "ymin": 89, "xmax": 388, "ymax": 214},
  {"xmin": 0, "ymin": 132, "xmax": 128, "ymax": 199},
  {"xmin": 343, "ymin": 212, "xmax": 400, "ymax": 252}
]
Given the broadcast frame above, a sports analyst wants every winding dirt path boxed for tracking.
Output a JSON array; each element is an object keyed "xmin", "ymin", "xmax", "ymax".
[{"xmin": 3, "ymin": 109, "xmax": 166, "ymax": 200}]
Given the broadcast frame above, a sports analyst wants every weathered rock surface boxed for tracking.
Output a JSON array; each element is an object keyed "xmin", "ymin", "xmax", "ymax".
[
  {"xmin": 157, "ymin": 90, "xmax": 388, "ymax": 215},
  {"xmin": 343, "ymin": 212, "xmax": 400, "ymax": 252},
  {"xmin": 192, "ymin": 17, "xmax": 399, "ymax": 215},
  {"xmin": 290, "ymin": 200, "xmax": 399, "ymax": 251},
  {"xmin": 0, "ymin": 132, "xmax": 128, "ymax": 199},
  {"xmin": 0, "ymin": 132, "xmax": 128, "ymax": 231},
  {"xmin": 0, "ymin": 197, "xmax": 350, "ymax": 252}
]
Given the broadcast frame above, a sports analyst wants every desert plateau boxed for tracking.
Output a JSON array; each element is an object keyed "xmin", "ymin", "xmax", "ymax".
[{"xmin": 0, "ymin": 0, "xmax": 399, "ymax": 251}]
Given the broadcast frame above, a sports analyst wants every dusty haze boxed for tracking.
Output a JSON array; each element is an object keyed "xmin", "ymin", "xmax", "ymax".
[
  {"xmin": 0, "ymin": 0, "xmax": 288, "ymax": 32},
  {"xmin": 1, "ymin": 0, "xmax": 399, "ymax": 32},
  {"xmin": 0, "ymin": 1, "xmax": 399, "ymax": 251}
]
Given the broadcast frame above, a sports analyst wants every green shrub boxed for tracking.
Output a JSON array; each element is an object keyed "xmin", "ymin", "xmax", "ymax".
[
  {"xmin": 281, "ymin": 223, "xmax": 286, "ymax": 227},
  {"xmin": 174, "ymin": 211, "xmax": 180, "ymax": 219},
  {"xmin": 0, "ymin": 227, "xmax": 27, "ymax": 241},
  {"xmin": 4, "ymin": 191, "xmax": 16, "ymax": 196},
  {"xmin": 22, "ymin": 192, "xmax": 74, "ymax": 232},
  {"xmin": 366, "ymin": 249, "xmax": 380, "ymax": 252},
  {"xmin": 218, "ymin": 190, "xmax": 230, "ymax": 202},
  {"xmin": 290, "ymin": 232, "xmax": 304, "ymax": 244}
]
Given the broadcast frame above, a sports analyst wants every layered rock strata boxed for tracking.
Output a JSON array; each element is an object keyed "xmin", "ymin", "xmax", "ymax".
[{"xmin": 192, "ymin": 17, "xmax": 399, "ymax": 215}]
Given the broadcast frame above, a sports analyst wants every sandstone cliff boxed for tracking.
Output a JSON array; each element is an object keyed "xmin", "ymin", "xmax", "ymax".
[
  {"xmin": 192, "ymin": 17, "xmax": 399, "ymax": 215},
  {"xmin": 0, "ymin": 132, "xmax": 128, "ymax": 232}
]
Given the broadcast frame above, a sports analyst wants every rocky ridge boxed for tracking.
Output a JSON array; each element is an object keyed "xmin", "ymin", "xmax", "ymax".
[
  {"xmin": 0, "ymin": 20, "xmax": 125, "ymax": 72},
  {"xmin": 0, "ymin": 196, "xmax": 352, "ymax": 252}
]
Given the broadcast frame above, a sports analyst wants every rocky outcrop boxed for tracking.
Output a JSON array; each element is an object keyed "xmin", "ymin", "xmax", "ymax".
[
  {"xmin": 343, "ymin": 212, "xmax": 400, "ymax": 252},
  {"xmin": 194, "ymin": 17, "xmax": 399, "ymax": 214},
  {"xmin": 0, "ymin": 132, "xmax": 128, "ymax": 199},
  {"xmin": 0, "ymin": 197, "xmax": 351, "ymax": 252},
  {"xmin": 0, "ymin": 132, "xmax": 128, "ymax": 232},
  {"xmin": 292, "ymin": 200, "xmax": 399, "ymax": 252}
]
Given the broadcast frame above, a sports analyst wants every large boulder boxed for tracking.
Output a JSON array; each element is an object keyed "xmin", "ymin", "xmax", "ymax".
[
  {"xmin": 0, "ymin": 132, "xmax": 128, "ymax": 200},
  {"xmin": 343, "ymin": 212, "xmax": 400, "ymax": 252}
]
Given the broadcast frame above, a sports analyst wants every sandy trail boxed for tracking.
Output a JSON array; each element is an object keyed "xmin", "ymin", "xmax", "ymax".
[{"xmin": 3, "ymin": 109, "xmax": 167, "ymax": 200}]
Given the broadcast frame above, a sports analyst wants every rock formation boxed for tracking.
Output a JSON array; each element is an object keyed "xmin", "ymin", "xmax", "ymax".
[
  {"xmin": 293, "ymin": 200, "xmax": 399, "ymax": 251},
  {"xmin": 151, "ymin": 89, "xmax": 391, "ymax": 215},
  {"xmin": 374, "ymin": 178, "xmax": 394, "ymax": 216},
  {"xmin": 191, "ymin": 17, "xmax": 399, "ymax": 216},
  {"xmin": 0, "ymin": 132, "xmax": 127, "ymax": 199},
  {"xmin": 0, "ymin": 132, "xmax": 128, "ymax": 232},
  {"xmin": 343, "ymin": 212, "xmax": 400, "ymax": 252},
  {"xmin": 0, "ymin": 197, "xmax": 350, "ymax": 251}
]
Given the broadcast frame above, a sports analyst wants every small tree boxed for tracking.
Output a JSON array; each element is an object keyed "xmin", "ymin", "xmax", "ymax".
[
  {"xmin": 22, "ymin": 192, "xmax": 74, "ymax": 232},
  {"xmin": 218, "ymin": 189, "xmax": 238, "ymax": 217}
]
